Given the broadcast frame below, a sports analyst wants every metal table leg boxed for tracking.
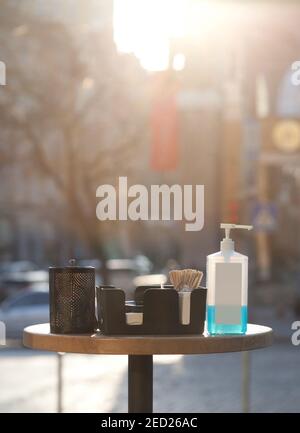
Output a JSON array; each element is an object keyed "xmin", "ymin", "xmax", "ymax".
[
  {"xmin": 128, "ymin": 355, "xmax": 153, "ymax": 413},
  {"xmin": 57, "ymin": 352, "xmax": 64, "ymax": 413}
]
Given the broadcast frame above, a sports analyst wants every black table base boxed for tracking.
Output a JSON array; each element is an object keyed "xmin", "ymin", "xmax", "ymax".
[{"xmin": 128, "ymin": 355, "xmax": 153, "ymax": 413}]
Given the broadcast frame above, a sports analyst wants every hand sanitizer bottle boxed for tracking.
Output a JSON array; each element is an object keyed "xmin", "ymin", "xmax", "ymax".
[{"xmin": 207, "ymin": 223, "xmax": 253, "ymax": 335}]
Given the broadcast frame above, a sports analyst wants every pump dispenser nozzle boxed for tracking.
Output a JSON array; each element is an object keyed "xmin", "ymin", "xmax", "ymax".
[{"xmin": 220, "ymin": 223, "xmax": 253, "ymax": 254}]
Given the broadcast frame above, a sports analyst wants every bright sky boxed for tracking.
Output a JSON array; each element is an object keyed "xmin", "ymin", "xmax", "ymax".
[
  {"xmin": 113, "ymin": 0, "xmax": 228, "ymax": 71},
  {"xmin": 113, "ymin": 0, "xmax": 187, "ymax": 71}
]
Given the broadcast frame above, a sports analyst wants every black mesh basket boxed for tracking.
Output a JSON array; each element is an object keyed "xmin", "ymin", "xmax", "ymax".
[{"xmin": 49, "ymin": 261, "xmax": 95, "ymax": 334}]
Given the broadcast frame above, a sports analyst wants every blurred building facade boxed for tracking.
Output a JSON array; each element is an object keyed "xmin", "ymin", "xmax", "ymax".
[
  {"xmin": 0, "ymin": 0, "xmax": 115, "ymax": 265},
  {"xmin": 1, "ymin": 1, "xmax": 300, "ymax": 280}
]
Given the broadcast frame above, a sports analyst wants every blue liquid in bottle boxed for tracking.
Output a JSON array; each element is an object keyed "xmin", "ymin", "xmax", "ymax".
[{"xmin": 207, "ymin": 306, "xmax": 247, "ymax": 335}]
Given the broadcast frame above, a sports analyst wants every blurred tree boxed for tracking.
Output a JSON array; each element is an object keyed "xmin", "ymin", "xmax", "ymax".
[{"xmin": 0, "ymin": 2, "xmax": 148, "ymax": 280}]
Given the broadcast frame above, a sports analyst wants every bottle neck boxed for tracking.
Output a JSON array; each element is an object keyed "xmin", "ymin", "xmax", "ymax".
[{"xmin": 221, "ymin": 238, "xmax": 234, "ymax": 255}]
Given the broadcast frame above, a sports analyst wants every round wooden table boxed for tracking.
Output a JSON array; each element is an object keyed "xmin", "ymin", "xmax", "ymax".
[{"xmin": 23, "ymin": 323, "xmax": 273, "ymax": 413}]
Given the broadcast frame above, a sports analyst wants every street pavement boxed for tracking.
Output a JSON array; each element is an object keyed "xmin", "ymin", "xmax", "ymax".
[
  {"xmin": 0, "ymin": 304, "xmax": 298, "ymax": 413},
  {"xmin": 0, "ymin": 338, "xmax": 299, "ymax": 412}
]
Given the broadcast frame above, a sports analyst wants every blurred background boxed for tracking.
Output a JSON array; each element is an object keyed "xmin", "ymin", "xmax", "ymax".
[{"xmin": 0, "ymin": 0, "xmax": 300, "ymax": 412}]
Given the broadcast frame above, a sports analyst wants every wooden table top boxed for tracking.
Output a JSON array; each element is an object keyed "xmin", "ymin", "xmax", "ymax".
[{"xmin": 23, "ymin": 323, "xmax": 273, "ymax": 355}]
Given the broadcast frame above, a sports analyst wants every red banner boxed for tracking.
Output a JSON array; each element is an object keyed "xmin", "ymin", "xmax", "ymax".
[{"xmin": 150, "ymin": 71, "xmax": 179, "ymax": 171}]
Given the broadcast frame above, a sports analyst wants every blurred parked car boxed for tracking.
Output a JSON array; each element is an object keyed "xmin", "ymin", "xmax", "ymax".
[
  {"xmin": 77, "ymin": 259, "xmax": 102, "ymax": 270},
  {"xmin": 133, "ymin": 255, "xmax": 153, "ymax": 274},
  {"xmin": 106, "ymin": 259, "xmax": 137, "ymax": 297},
  {"xmin": 78, "ymin": 256, "xmax": 153, "ymax": 298},
  {"xmin": 133, "ymin": 274, "xmax": 167, "ymax": 288},
  {"xmin": 77, "ymin": 259, "xmax": 103, "ymax": 286},
  {"xmin": 0, "ymin": 261, "xmax": 39, "ymax": 274},
  {"xmin": 0, "ymin": 290, "xmax": 49, "ymax": 339},
  {"xmin": 1, "ymin": 270, "xmax": 48, "ymax": 285},
  {"xmin": 0, "ymin": 261, "xmax": 48, "ymax": 301}
]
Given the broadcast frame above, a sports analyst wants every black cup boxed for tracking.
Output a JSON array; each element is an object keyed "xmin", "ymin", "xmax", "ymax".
[{"xmin": 49, "ymin": 263, "xmax": 95, "ymax": 334}]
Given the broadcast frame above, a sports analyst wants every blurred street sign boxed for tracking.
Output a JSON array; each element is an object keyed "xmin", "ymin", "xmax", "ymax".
[
  {"xmin": 251, "ymin": 202, "xmax": 277, "ymax": 232},
  {"xmin": 261, "ymin": 118, "xmax": 300, "ymax": 154},
  {"xmin": 272, "ymin": 120, "xmax": 300, "ymax": 153}
]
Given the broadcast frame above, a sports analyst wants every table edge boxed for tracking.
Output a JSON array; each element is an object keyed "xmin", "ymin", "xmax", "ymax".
[{"xmin": 23, "ymin": 324, "xmax": 273, "ymax": 355}]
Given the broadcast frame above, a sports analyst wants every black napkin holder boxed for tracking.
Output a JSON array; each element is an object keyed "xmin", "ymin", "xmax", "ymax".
[{"xmin": 97, "ymin": 285, "xmax": 207, "ymax": 335}]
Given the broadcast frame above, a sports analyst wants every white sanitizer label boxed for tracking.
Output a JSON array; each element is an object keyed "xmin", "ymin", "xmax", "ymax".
[{"xmin": 215, "ymin": 263, "xmax": 242, "ymax": 324}]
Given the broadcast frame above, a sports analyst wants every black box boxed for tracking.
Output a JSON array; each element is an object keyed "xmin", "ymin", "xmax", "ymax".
[{"xmin": 97, "ymin": 286, "xmax": 207, "ymax": 335}]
